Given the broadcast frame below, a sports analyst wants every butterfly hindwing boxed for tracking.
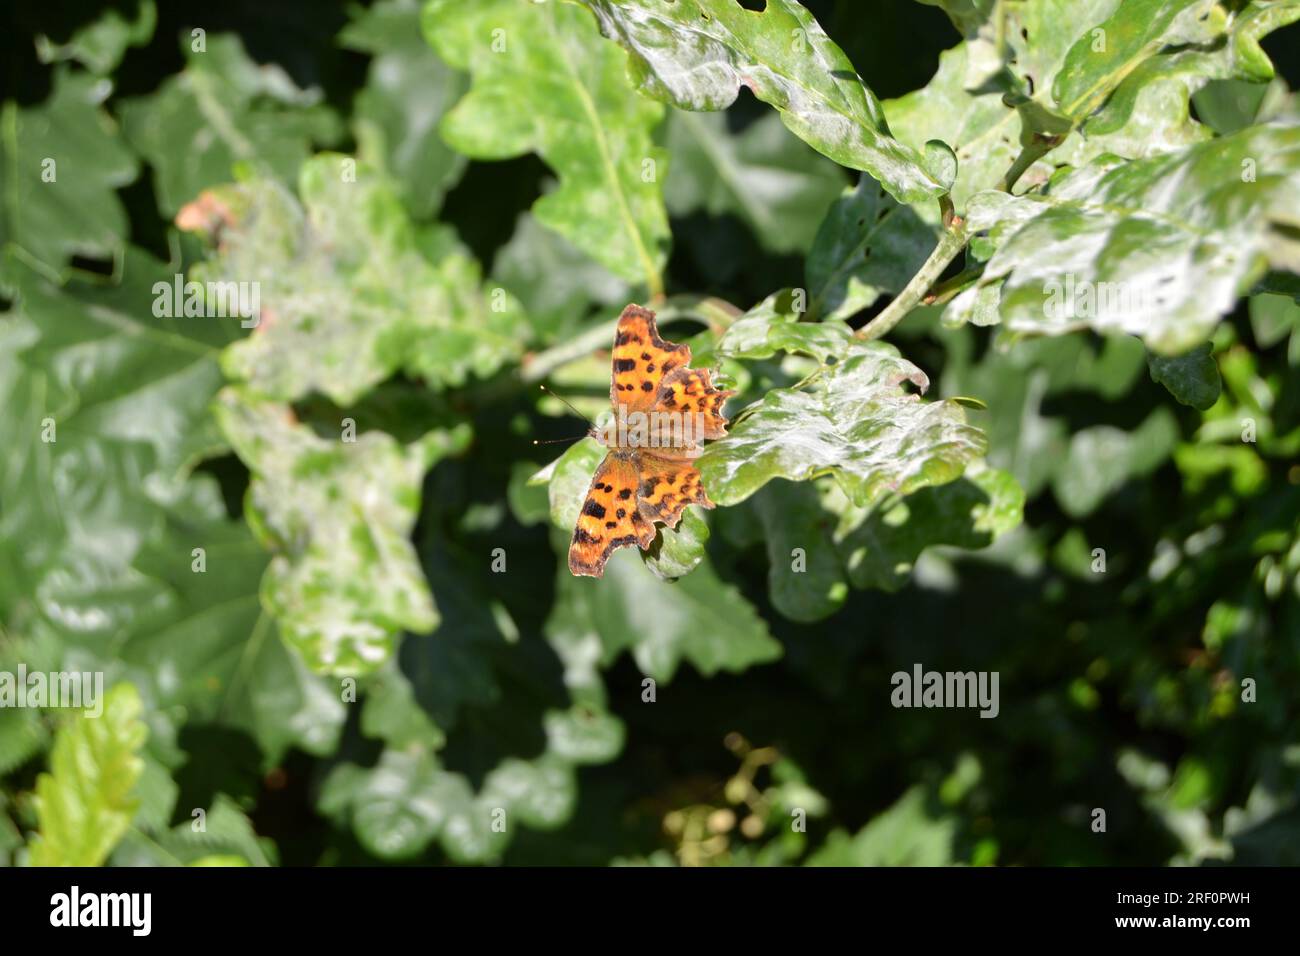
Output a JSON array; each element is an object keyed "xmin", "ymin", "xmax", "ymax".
[
  {"xmin": 636, "ymin": 453, "xmax": 713, "ymax": 530},
  {"xmin": 568, "ymin": 452, "xmax": 655, "ymax": 578},
  {"xmin": 610, "ymin": 304, "xmax": 691, "ymax": 414}
]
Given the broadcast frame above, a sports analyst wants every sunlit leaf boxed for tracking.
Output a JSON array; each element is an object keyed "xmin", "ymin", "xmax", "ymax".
[
  {"xmin": 579, "ymin": 0, "xmax": 946, "ymax": 204},
  {"xmin": 700, "ymin": 341, "xmax": 988, "ymax": 508},
  {"xmin": 213, "ymin": 387, "xmax": 471, "ymax": 676},
  {"xmin": 29, "ymin": 683, "xmax": 146, "ymax": 867},
  {"xmin": 426, "ymin": 0, "xmax": 670, "ymax": 287},
  {"xmin": 187, "ymin": 155, "xmax": 527, "ymax": 404},
  {"xmin": 946, "ymin": 125, "xmax": 1300, "ymax": 353},
  {"xmin": 119, "ymin": 33, "xmax": 340, "ymax": 214}
]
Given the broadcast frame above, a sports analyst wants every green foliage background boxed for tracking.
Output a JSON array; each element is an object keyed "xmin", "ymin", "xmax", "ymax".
[{"xmin": 1, "ymin": 0, "xmax": 1299, "ymax": 866}]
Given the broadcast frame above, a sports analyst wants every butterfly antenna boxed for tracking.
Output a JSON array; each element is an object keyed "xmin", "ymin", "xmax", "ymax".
[
  {"xmin": 532, "ymin": 436, "xmax": 582, "ymax": 446},
  {"xmin": 537, "ymin": 384, "xmax": 593, "ymax": 427}
]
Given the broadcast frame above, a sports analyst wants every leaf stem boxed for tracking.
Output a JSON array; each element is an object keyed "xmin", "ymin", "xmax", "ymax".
[
  {"xmin": 998, "ymin": 136, "xmax": 1060, "ymax": 194},
  {"xmin": 923, "ymin": 265, "xmax": 983, "ymax": 307},
  {"xmin": 855, "ymin": 221, "xmax": 967, "ymax": 341}
]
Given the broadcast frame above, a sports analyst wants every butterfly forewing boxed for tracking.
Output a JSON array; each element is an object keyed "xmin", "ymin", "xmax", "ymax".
[{"xmin": 610, "ymin": 305, "xmax": 691, "ymax": 414}]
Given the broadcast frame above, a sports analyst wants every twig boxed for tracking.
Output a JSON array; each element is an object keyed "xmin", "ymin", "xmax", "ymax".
[{"xmin": 855, "ymin": 221, "xmax": 967, "ymax": 341}]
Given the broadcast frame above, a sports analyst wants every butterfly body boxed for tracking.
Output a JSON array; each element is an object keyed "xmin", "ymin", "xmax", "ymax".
[{"xmin": 568, "ymin": 305, "xmax": 733, "ymax": 578}]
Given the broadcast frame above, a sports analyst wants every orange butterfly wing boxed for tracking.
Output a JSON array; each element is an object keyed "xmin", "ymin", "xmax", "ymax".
[
  {"xmin": 569, "ymin": 304, "xmax": 734, "ymax": 577},
  {"xmin": 610, "ymin": 305, "xmax": 691, "ymax": 413},
  {"xmin": 568, "ymin": 452, "xmax": 655, "ymax": 578},
  {"xmin": 635, "ymin": 454, "xmax": 712, "ymax": 530},
  {"xmin": 653, "ymin": 366, "xmax": 732, "ymax": 442}
]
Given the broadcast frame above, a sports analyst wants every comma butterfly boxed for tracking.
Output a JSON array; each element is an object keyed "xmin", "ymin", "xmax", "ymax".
[{"xmin": 568, "ymin": 304, "xmax": 733, "ymax": 577}]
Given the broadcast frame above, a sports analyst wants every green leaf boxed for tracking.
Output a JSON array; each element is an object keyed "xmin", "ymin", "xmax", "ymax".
[
  {"xmin": 193, "ymin": 155, "xmax": 527, "ymax": 404},
  {"xmin": 1148, "ymin": 342, "xmax": 1222, "ymax": 409},
  {"xmin": 1053, "ymin": 2, "xmax": 1300, "ymax": 166},
  {"xmin": 0, "ymin": 70, "xmax": 139, "ymax": 274},
  {"xmin": 0, "ymin": 244, "xmax": 345, "ymax": 767},
  {"xmin": 642, "ymin": 507, "xmax": 711, "ymax": 580},
  {"xmin": 0, "ymin": 247, "xmax": 232, "ymax": 630},
  {"xmin": 806, "ymin": 177, "xmax": 938, "ymax": 321},
  {"xmin": 1052, "ymin": 1, "xmax": 1226, "ymax": 121},
  {"xmin": 1052, "ymin": 407, "xmax": 1180, "ymax": 517},
  {"xmin": 579, "ymin": 0, "xmax": 946, "ymax": 205},
  {"xmin": 34, "ymin": 0, "xmax": 156, "ymax": 75},
  {"xmin": 807, "ymin": 786, "xmax": 955, "ymax": 866},
  {"xmin": 699, "ymin": 341, "xmax": 988, "ymax": 508},
  {"xmin": 213, "ymin": 387, "xmax": 472, "ymax": 676},
  {"xmin": 319, "ymin": 749, "xmax": 498, "ymax": 862},
  {"xmin": 663, "ymin": 110, "xmax": 847, "ymax": 254},
  {"xmin": 924, "ymin": 139, "xmax": 959, "ymax": 192},
  {"xmin": 548, "ymin": 542, "xmax": 781, "ymax": 681},
  {"xmin": 1250, "ymin": 292, "xmax": 1300, "ymax": 348},
  {"xmin": 425, "ymin": 0, "xmax": 670, "ymax": 289},
  {"xmin": 542, "ymin": 706, "xmax": 626, "ymax": 765},
  {"xmin": 754, "ymin": 480, "xmax": 848, "ymax": 622},
  {"xmin": 113, "ymin": 794, "xmax": 274, "ymax": 866},
  {"xmin": 492, "ymin": 214, "xmax": 631, "ymax": 344},
  {"xmin": 883, "ymin": 42, "xmax": 1047, "ymax": 205},
  {"xmin": 941, "ymin": 326, "xmax": 1147, "ymax": 497},
  {"xmin": 339, "ymin": 0, "xmax": 469, "ymax": 218},
  {"xmin": 361, "ymin": 658, "xmax": 447, "ymax": 752},
  {"xmin": 121, "ymin": 513, "xmax": 348, "ymax": 764},
  {"xmin": 29, "ymin": 683, "xmax": 147, "ymax": 867},
  {"xmin": 119, "ymin": 33, "xmax": 340, "ymax": 215},
  {"xmin": 913, "ymin": 2, "xmax": 1300, "ymax": 174},
  {"xmin": 320, "ymin": 699, "xmax": 608, "ymax": 861},
  {"xmin": 835, "ymin": 465, "xmax": 1025, "ymax": 591},
  {"xmin": 946, "ymin": 125, "xmax": 1300, "ymax": 354},
  {"xmin": 717, "ymin": 290, "xmax": 855, "ymax": 363}
]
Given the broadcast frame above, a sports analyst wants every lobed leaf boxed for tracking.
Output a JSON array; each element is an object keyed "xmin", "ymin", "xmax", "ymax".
[
  {"xmin": 946, "ymin": 125, "xmax": 1300, "ymax": 353},
  {"xmin": 699, "ymin": 341, "xmax": 989, "ymax": 508},
  {"xmin": 213, "ymin": 387, "xmax": 471, "ymax": 676},
  {"xmin": 834, "ymin": 465, "xmax": 1025, "ymax": 591},
  {"xmin": 119, "ymin": 34, "xmax": 340, "ymax": 215},
  {"xmin": 34, "ymin": 0, "xmax": 156, "ymax": 75},
  {"xmin": 1052, "ymin": 408, "xmax": 1180, "ymax": 517},
  {"xmin": 189, "ymin": 154, "xmax": 527, "ymax": 404},
  {"xmin": 425, "ymin": 0, "xmax": 670, "ymax": 288},
  {"xmin": 579, "ymin": 0, "xmax": 947, "ymax": 205},
  {"xmin": 717, "ymin": 289, "xmax": 855, "ymax": 363},
  {"xmin": 29, "ymin": 684, "xmax": 147, "ymax": 867},
  {"xmin": 339, "ymin": 0, "xmax": 469, "ymax": 218},
  {"xmin": 0, "ymin": 70, "xmax": 139, "ymax": 276}
]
